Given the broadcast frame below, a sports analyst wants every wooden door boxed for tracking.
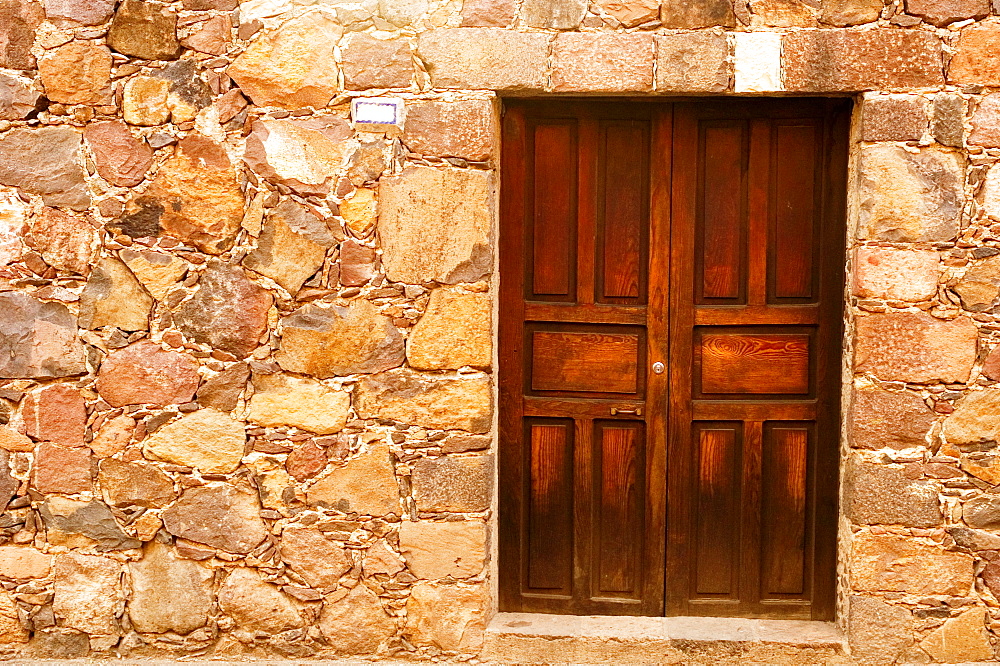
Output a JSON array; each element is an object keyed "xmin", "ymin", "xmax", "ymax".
[{"xmin": 499, "ymin": 98, "xmax": 849, "ymax": 620}]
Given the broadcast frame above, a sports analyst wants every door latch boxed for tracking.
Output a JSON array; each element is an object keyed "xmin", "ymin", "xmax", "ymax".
[
  {"xmin": 652, "ymin": 361, "xmax": 665, "ymax": 374},
  {"xmin": 611, "ymin": 407, "xmax": 643, "ymax": 416}
]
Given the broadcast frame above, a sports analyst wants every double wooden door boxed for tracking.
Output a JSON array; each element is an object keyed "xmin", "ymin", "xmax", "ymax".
[{"xmin": 499, "ymin": 99, "xmax": 849, "ymax": 620}]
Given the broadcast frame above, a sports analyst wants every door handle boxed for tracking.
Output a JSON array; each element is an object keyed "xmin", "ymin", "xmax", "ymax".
[{"xmin": 611, "ymin": 407, "xmax": 643, "ymax": 416}]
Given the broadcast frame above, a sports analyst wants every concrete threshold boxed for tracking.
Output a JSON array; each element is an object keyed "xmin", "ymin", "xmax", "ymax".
[{"xmin": 483, "ymin": 612, "xmax": 851, "ymax": 664}]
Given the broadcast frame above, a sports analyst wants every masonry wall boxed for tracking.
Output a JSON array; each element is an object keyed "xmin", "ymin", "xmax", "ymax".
[{"xmin": 0, "ymin": 0, "xmax": 999, "ymax": 662}]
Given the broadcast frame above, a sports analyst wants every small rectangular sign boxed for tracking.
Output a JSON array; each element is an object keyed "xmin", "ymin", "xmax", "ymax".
[{"xmin": 351, "ymin": 97, "xmax": 405, "ymax": 129}]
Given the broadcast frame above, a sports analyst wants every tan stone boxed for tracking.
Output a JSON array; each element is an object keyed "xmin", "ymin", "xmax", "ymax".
[
  {"xmin": 119, "ymin": 249, "xmax": 187, "ymax": 300},
  {"xmin": 124, "ymin": 136, "xmax": 243, "ymax": 254},
  {"xmin": 161, "ymin": 482, "xmax": 268, "ymax": 554},
  {"xmin": 404, "ymin": 582, "xmax": 486, "ymax": 652},
  {"xmin": 0, "ymin": 127, "xmax": 89, "ymax": 210},
  {"xmin": 379, "ymin": 167, "xmax": 493, "ymax": 284},
  {"xmin": 0, "ymin": 547, "xmax": 50, "ymax": 579},
  {"xmin": 403, "ymin": 100, "xmax": 495, "ymax": 162},
  {"xmin": 83, "ymin": 121, "xmax": 153, "ymax": 188},
  {"xmin": 408, "ymin": 288, "xmax": 491, "ymax": 370},
  {"xmin": 854, "ymin": 313, "xmax": 978, "ymax": 384},
  {"xmin": 849, "ymin": 387, "xmax": 936, "ymax": 450},
  {"xmin": 363, "ymin": 540, "xmax": 404, "ymax": 577},
  {"xmin": 782, "ymin": 29, "xmax": 945, "ymax": 91},
  {"xmin": 981, "ymin": 163, "xmax": 1000, "ymax": 222},
  {"xmin": 820, "ymin": 0, "xmax": 883, "ymax": 25},
  {"xmin": 342, "ymin": 33, "xmax": 413, "ymax": 90},
  {"xmin": 99, "ymin": 459, "xmax": 175, "ymax": 508},
  {"xmin": 122, "ymin": 76, "xmax": 171, "ymax": 126},
  {"xmin": 181, "ymin": 15, "xmax": 231, "ymax": 56},
  {"xmin": 39, "ymin": 496, "xmax": 139, "ymax": 550},
  {"xmin": 0, "ymin": 292, "xmax": 86, "ymax": 379},
  {"xmin": 0, "ymin": 191, "xmax": 26, "ymax": 267},
  {"xmin": 0, "ymin": 72, "xmax": 39, "ymax": 122},
  {"xmin": 355, "ymin": 369, "xmax": 492, "ymax": 433},
  {"xmin": 750, "ymin": 0, "xmax": 817, "ymax": 25},
  {"xmin": 418, "ymin": 28, "xmax": 549, "ymax": 91},
  {"xmin": 142, "ymin": 409, "xmax": 246, "ymax": 474},
  {"xmin": 248, "ymin": 373, "xmax": 350, "ymax": 435},
  {"xmin": 950, "ymin": 23, "xmax": 1000, "ymax": 87},
  {"xmin": 655, "ymin": 32, "xmax": 730, "ymax": 93},
  {"xmin": 460, "ymin": 0, "xmax": 515, "ymax": 26},
  {"xmin": 943, "ymin": 390, "xmax": 1000, "ymax": 446},
  {"xmin": 411, "ymin": 455, "xmax": 492, "ymax": 512},
  {"xmin": 89, "ymin": 415, "xmax": 135, "ymax": 457},
  {"xmin": 96, "ymin": 340, "xmax": 199, "ymax": 407},
  {"xmin": 26, "ymin": 207, "xmax": 98, "ymax": 276},
  {"xmin": 128, "ymin": 540, "xmax": 212, "ymax": 634},
  {"xmin": 920, "ymin": 608, "xmax": 994, "ymax": 662},
  {"xmin": 595, "ymin": 0, "xmax": 659, "ymax": 26},
  {"xmin": 53, "ymin": 552, "xmax": 123, "ymax": 635},
  {"xmin": 319, "ymin": 583, "xmax": 395, "ymax": 653},
  {"xmin": 243, "ymin": 119, "xmax": 349, "ymax": 197},
  {"xmin": 276, "ymin": 301, "xmax": 405, "ymax": 378},
  {"xmin": 848, "ymin": 596, "xmax": 913, "ymax": 665},
  {"xmin": 970, "ymin": 94, "xmax": 1000, "ymax": 148},
  {"xmin": 852, "ymin": 247, "xmax": 939, "ymax": 302},
  {"xmin": 661, "ymin": 0, "xmax": 735, "ymax": 27},
  {"xmin": 107, "ymin": 0, "xmax": 181, "ymax": 60},
  {"xmin": 78, "ymin": 256, "xmax": 151, "ymax": 332},
  {"xmin": 858, "ymin": 144, "xmax": 963, "ymax": 243},
  {"xmin": 279, "ymin": 526, "xmax": 352, "ymax": 589},
  {"xmin": 38, "ymin": 42, "xmax": 112, "ymax": 105},
  {"xmin": 844, "ymin": 458, "xmax": 942, "ymax": 527},
  {"xmin": 0, "ymin": 0, "xmax": 43, "ymax": 70},
  {"xmin": 0, "ymin": 590, "xmax": 27, "ymax": 643},
  {"xmin": 861, "ymin": 94, "xmax": 929, "ymax": 142},
  {"xmin": 0, "ymin": 427, "xmax": 33, "ymax": 453},
  {"xmin": 399, "ymin": 521, "xmax": 486, "ymax": 579},
  {"xmin": 551, "ymin": 33, "xmax": 655, "ymax": 93},
  {"xmin": 851, "ymin": 532, "xmax": 973, "ymax": 596},
  {"xmin": 196, "ymin": 362, "xmax": 250, "ymax": 413},
  {"xmin": 248, "ymin": 457, "xmax": 296, "ymax": 514},
  {"xmin": 306, "ymin": 444, "xmax": 400, "ymax": 516},
  {"xmin": 955, "ymin": 255, "xmax": 1000, "ymax": 312},
  {"xmin": 340, "ymin": 187, "xmax": 377, "ymax": 237},
  {"xmin": 219, "ymin": 567, "xmax": 304, "ymax": 633},
  {"xmin": 242, "ymin": 215, "xmax": 327, "ymax": 294},
  {"xmin": 521, "ymin": 0, "xmax": 587, "ymax": 27},
  {"xmin": 227, "ymin": 9, "xmax": 342, "ymax": 109},
  {"xmin": 907, "ymin": 0, "xmax": 989, "ymax": 25}
]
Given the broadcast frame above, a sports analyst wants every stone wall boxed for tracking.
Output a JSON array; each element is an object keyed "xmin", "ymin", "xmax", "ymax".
[{"xmin": 0, "ymin": 0, "xmax": 999, "ymax": 662}]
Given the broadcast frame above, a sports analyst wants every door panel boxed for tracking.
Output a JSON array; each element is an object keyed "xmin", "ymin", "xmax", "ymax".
[{"xmin": 500, "ymin": 98, "xmax": 847, "ymax": 620}]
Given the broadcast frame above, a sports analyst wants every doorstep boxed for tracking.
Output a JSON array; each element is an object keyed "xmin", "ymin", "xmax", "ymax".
[{"xmin": 483, "ymin": 612, "xmax": 851, "ymax": 664}]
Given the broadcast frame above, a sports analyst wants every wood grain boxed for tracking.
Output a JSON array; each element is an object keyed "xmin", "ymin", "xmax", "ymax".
[{"xmin": 699, "ymin": 333, "xmax": 811, "ymax": 395}]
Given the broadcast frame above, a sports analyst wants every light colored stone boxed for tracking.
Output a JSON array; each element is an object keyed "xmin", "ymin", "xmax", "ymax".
[
  {"xmin": 0, "ymin": 546, "xmax": 50, "ymax": 579},
  {"xmin": 21, "ymin": 383, "xmax": 86, "ymax": 447},
  {"xmin": 0, "ymin": 73, "xmax": 40, "ymax": 122},
  {"xmin": 119, "ymin": 249, "xmax": 187, "ymax": 300},
  {"xmin": 363, "ymin": 540, "xmax": 404, "ymax": 576},
  {"xmin": 861, "ymin": 94, "xmax": 928, "ymax": 142},
  {"xmin": 142, "ymin": 409, "xmax": 246, "ymax": 474},
  {"xmin": 379, "ymin": 0, "xmax": 426, "ymax": 26},
  {"xmin": 182, "ymin": 15, "xmax": 231, "ymax": 55},
  {"xmin": 408, "ymin": 288, "xmax": 491, "ymax": 370},
  {"xmin": 78, "ymin": 256, "xmax": 153, "ymax": 331},
  {"xmin": 821, "ymin": 0, "xmax": 884, "ymax": 25},
  {"xmin": 306, "ymin": 443, "xmax": 400, "ymax": 516},
  {"xmin": 852, "ymin": 247, "xmax": 939, "ymax": 302},
  {"xmin": 981, "ymin": 163, "xmax": 1000, "ymax": 222},
  {"xmin": 219, "ymin": 567, "xmax": 304, "ymax": 632},
  {"xmin": 340, "ymin": 187, "xmax": 377, "ymax": 237},
  {"xmin": 122, "ymin": 76, "xmax": 170, "ymax": 126},
  {"xmin": 243, "ymin": 119, "xmax": 349, "ymax": 197},
  {"xmin": 276, "ymin": 301, "xmax": 405, "ymax": 378},
  {"xmin": 161, "ymin": 482, "xmax": 268, "ymax": 554},
  {"xmin": 128, "ymin": 540, "xmax": 212, "ymax": 634},
  {"xmin": 0, "ymin": 191, "xmax": 26, "ymax": 267},
  {"xmin": 851, "ymin": 532, "xmax": 973, "ymax": 596},
  {"xmin": 355, "ymin": 369, "xmax": 492, "ymax": 433},
  {"xmin": 956, "ymin": 255, "xmax": 1000, "ymax": 311},
  {"xmin": 379, "ymin": 166, "xmax": 493, "ymax": 284},
  {"xmin": 750, "ymin": 0, "xmax": 817, "ymax": 25},
  {"xmin": 402, "ymin": 99, "xmax": 495, "ymax": 162},
  {"xmin": 920, "ymin": 608, "xmax": 994, "ymax": 662},
  {"xmin": 551, "ymin": 33, "xmax": 655, "ymax": 93},
  {"xmin": 38, "ymin": 42, "xmax": 112, "ymax": 105},
  {"xmin": 0, "ymin": 127, "xmax": 89, "ymax": 210},
  {"xmin": 44, "ymin": 0, "xmax": 116, "ymax": 25},
  {"xmin": 848, "ymin": 596, "xmax": 912, "ymax": 665},
  {"xmin": 279, "ymin": 526, "xmax": 352, "ymax": 589},
  {"xmin": 907, "ymin": 0, "xmax": 989, "ymax": 25},
  {"xmin": 595, "ymin": 0, "xmax": 659, "ymax": 26},
  {"xmin": 227, "ymin": 9, "xmax": 342, "ymax": 109},
  {"xmin": 196, "ymin": 362, "xmax": 250, "ymax": 413},
  {"xmin": 342, "ymin": 33, "xmax": 413, "ymax": 90},
  {"xmin": 970, "ymin": 93, "xmax": 1000, "ymax": 148},
  {"xmin": 405, "ymin": 582, "xmax": 486, "ymax": 652},
  {"xmin": 399, "ymin": 521, "xmax": 486, "ymax": 579},
  {"xmin": 418, "ymin": 28, "xmax": 549, "ymax": 91},
  {"xmin": 53, "ymin": 553, "xmax": 123, "ymax": 635},
  {"xmin": 656, "ymin": 32, "xmax": 730, "ymax": 93},
  {"xmin": 248, "ymin": 456, "xmax": 296, "ymax": 514},
  {"xmin": 0, "ymin": 427, "xmax": 33, "ymax": 453},
  {"xmin": 944, "ymin": 390, "xmax": 1000, "ymax": 446},
  {"xmin": 247, "ymin": 373, "xmax": 350, "ymax": 435},
  {"xmin": 521, "ymin": 0, "xmax": 587, "ymax": 28},
  {"xmin": 89, "ymin": 415, "xmax": 135, "ymax": 457},
  {"xmin": 27, "ymin": 207, "xmax": 97, "ymax": 275},
  {"xmin": 0, "ymin": 590, "xmax": 27, "ymax": 643},
  {"xmin": 460, "ymin": 0, "xmax": 515, "ymax": 26},
  {"xmin": 99, "ymin": 459, "xmax": 175, "ymax": 508},
  {"xmin": 854, "ymin": 313, "xmax": 978, "ymax": 384},
  {"xmin": 844, "ymin": 458, "xmax": 942, "ymax": 527},
  {"xmin": 243, "ymin": 214, "xmax": 327, "ymax": 294},
  {"xmin": 0, "ymin": 292, "xmax": 86, "ymax": 379},
  {"xmin": 319, "ymin": 583, "xmax": 395, "ymax": 653}
]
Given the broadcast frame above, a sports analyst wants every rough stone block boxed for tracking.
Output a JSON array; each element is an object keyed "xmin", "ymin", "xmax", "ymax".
[
  {"xmin": 551, "ymin": 33, "xmax": 655, "ymax": 93},
  {"xmin": 402, "ymin": 99, "xmax": 496, "ymax": 162},
  {"xmin": 749, "ymin": 0, "xmax": 819, "ymax": 26},
  {"xmin": 849, "ymin": 386, "xmax": 936, "ymax": 450},
  {"xmin": 851, "ymin": 532, "xmax": 973, "ymax": 595},
  {"xmin": 399, "ymin": 521, "xmax": 486, "ymax": 579},
  {"xmin": 0, "ymin": 0, "xmax": 43, "ymax": 70},
  {"xmin": 96, "ymin": 340, "xmax": 199, "ymax": 408},
  {"xmin": 53, "ymin": 553, "xmax": 123, "ymax": 636},
  {"xmin": 919, "ymin": 608, "xmax": 994, "ymax": 663},
  {"xmin": 33, "ymin": 442, "xmax": 91, "ymax": 495},
  {"xmin": 78, "ymin": 256, "xmax": 152, "ymax": 332},
  {"xmin": 404, "ymin": 583, "xmax": 486, "ymax": 652},
  {"xmin": 21, "ymin": 384, "xmax": 86, "ymax": 447},
  {"xmin": 127, "ymin": 540, "xmax": 212, "ymax": 634},
  {"xmin": 854, "ymin": 313, "xmax": 978, "ymax": 384},
  {"xmin": 0, "ymin": 73, "xmax": 40, "ymax": 121},
  {"xmin": 411, "ymin": 455, "xmax": 492, "ymax": 512},
  {"xmin": 142, "ymin": 409, "xmax": 246, "ymax": 474},
  {"xmin": 905, "ymin": 0, "xmax": 989, "ymax": 26},
  {"xmin": 418, "ymin": 28, "xmax": 549, "ymax": 91},
  {"xmin": 243, "ymin": 119, "xmax": 349, "ymax": 197},
  {"xmin": 99, "ymin": 459, "xmax": 175, "ymax": 508},
  {"xmin": 38, "ymin": 42, "xmax": 112, "ymax": 106},
  {"xmin": 218, "ymin": 567, "xmax": 304, "ymax": 633},
  {"xmin": 279, "ymin": 526, "xmax": 351, "ymax": 588},
  {"xmin": 949, "ymin": 24, "xmax": 1000, "ymax": 87},
  {"xmin": 342, "ymin": 33, "xmax": 413, "ymax": 90},
  {"xmin": 655, "ymin": 32, "xmax": 730, "ymax": 93},
  {"xmin": 319, "ymin": 583, "xmax": 396, "ymax": 653},
  {"xmin": 0, "ymin": 547, "xmax": 50, "ymax": 580},
  {"xmin": 955, "ymin": 255, "xmax": 1000, "ymax": 311},
  {"xmin": 520, "ymin": 0, "xmax": 587, "ymax": 28},
  {"xmin": 852, "ymin": 247, "xmax": 938, "ymax": 302},
  {"xmin": 933, "ymin": 92, "xmax": 965, "ymax": 148},
  {"xmin": 379, "ymin": 166, "xmax": 493, "ymax": 284},
  {"xmin": 0, "ymin": 292, "xmax": 86, "ymax": 379},
  {"xmin": 596, "ymin": 0, "xmax": 659, "ymax": 26},
  {"xmin": 247, "ymin": 373, "xmax": 350, "ymax": 435},
  {"xmin": 44, "ymin": 0, "xmax": 115, "ymax": 25},
  {"xmin": 858, "ymin": 144, "xmax": 964, "ymax": 243},
  {"xmin": 243, "ymin": 214, "xmax": 328, "ymax": 294},
  {"xmin": 970, "ymin": 94, "xmax": 1000, "ymax": 148},
  {"xmin": 162, "ymin": 482, "xmax": 268, "ymax": 554},
  {"xmin": 305, "ymin": 444, "xmax": 400, "ymax": 516},
  {"xmin": 378, "ymin": 0, "xmax": 427, "ymax": 27},
  {"xmin": 847, "ymin": 596, "xmax": 913, "ymax": 665},
  {"xmin": 461, "ymin": 0, "xmax": 515, "ymax": 26},
  {"xmin": 407, "ymin": 288, "xmax": 492, "ymax": 370},
  {"xmin": 83, "ymin": 121, "xmax": 152, "ymax": 188},
  {"xmin": 820, "ymin": 0, "xmax": 883, "ymax": 25},
  {"xmin": 355, "ymin": 369, "xmax": 493, "ymax": 433},
  {"xmin": 844, "ymin": 458, "xmax": 942, "ymax": 527},
  {"xmin": 943, "ymin": 389, "xmax": 1000, "ymax": 446},
  {"xmin": 107, "ymin": 0, "xmax": 181, "ymax": 60},
  {"xmin": 661, "ymin": 0, "xmax": 736, "ymax": 27},
  {"xmin": 0, "ymin": 128, "xmax": 89, "ymax": 210},
  {"xmin": 861, "ymin": 94, "xmax": 927, "ymax": 142},
  {"xmin": 782, "ymin": 29, "xmax": 944, "ymax": 91},
  {"xmin": 964, "ymin": 494, "xmax": 1000, "ymax": 528}
]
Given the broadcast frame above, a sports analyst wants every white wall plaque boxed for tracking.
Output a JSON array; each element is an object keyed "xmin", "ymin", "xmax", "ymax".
[
  {"xmin": 733, "ymin": 32, "xmax": 783, "ymax": 93},
  {"xmin": 351, "ymin": 97, "xmax": 405, "ymax": 131}
]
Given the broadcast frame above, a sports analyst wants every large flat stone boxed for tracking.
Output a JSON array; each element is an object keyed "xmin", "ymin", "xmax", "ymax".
[
  {"xmin": 844, "ymin": 458, "xmax": 942, "ymax": 527},
  {"xmin": 660, "ymin": 0, "xmax": 735, "ymax": 27},
  {"xmin": 849, "ymin": 386, "xmax": 936, "ymax": 450},
  {"xmin": 227, "ymin": 9, "xmax": 342, "ymax": 108},
  {"xmin": 846, "ymin": 596, "xmax": 912, "ymax": 665},
  {"xmin": 405, "ymin": 582, "xmax": 486, "ymax": 652},
  {"xmin": 99, "ymin": 459, "xmax": 175, "ymax": 509},
  {"xmin": 655, "ymin": 32, "xmax": 730, "ymax": 93},
  {"xmin": 418, "ymin": 28, "xmax": 549, "ymax": 91},
  {"xmin": 218, "ymin": 567, "xmax": 304, "ymax": 633},
  {"xmin": 162, "ymin": 482, "xmax": 269, "ymax": 554},
  {"xmin": 279, "ymin": 526, "xmax": 352, "ymax": 589},
  {"xmin": 970, "ymin": 93, "xmax": 1000, "ymax": 148},
  {"xmin": 306, "ymin": 443, "xmax": 400, "ymax": 516},
  {"xmin": 318, "ymin": 583, "xmax": 395, "ymax": 654},
  {"xmin": 520, "ymin": 0, "xmax": 587, "ymax": 28},
  {"xmin": 83, "ymin": 120, "xmax": 153, "ymax": 188},
  {"xmin": 143, "ymin": 409, "xmax": 246, "ymax": 474},
  {"xmin": 0, "ymin": 292, "xmax": 86, "ymax": 379},
  {"xmin": 0, "ymin": 0, "xmax": 43, "ymax": 70},
  {"xmin": 107, "ymin": 0, "xmax": 181, "ymax": 60},
  {"xmin": 854, "ymin": 313, "xmax": 977, "ymax": 384},
  {"xmin": 78, "ymin": 256, "xmax": 153, "ymax": 332},
  {"xmin": 399, "ymin": 521, "xmax": 486, "ymax": 579},
  {"xmin": 39, "ymin": 497, "xmax": 140, "ymax": 550},
  {"xmin": 44, "ymin": 0, "xmax": 116, "ymax": 24},
  {"xmin": 950, "ymin": 24, "xmax": 1000, "ymax": 86},
  {"xmin": 128, "ymin": 540, "xmax": 212, "ymax": 634},
  {"xmin": 0, "ymin": 128, "xmax": 89, "ymax": 209},
  {"xmin": 402, "ymin": 99, "xmax": 495, "ymax": 162},
  {"xmin": 851, "ymin": 247, "xmax": 939, "ymax": 302},
  {"xmin": 27, "ymin": 207, "xmax": 98, "ymax": 276},
  {"xmin": 906, "ymin": 0, "xmax": 989, "ymax": 25},
  {"xmin": 919, "ymin": 608, "xmax": 994, "ymax": 663},
  {"xmin": 243, "ymin": 119, "xmax": 349, "ymax": 197},
  {"xmin": 38, "ymin": 42, "xmax": 112, "ymax": 105},
  {"xmin": 33, "ymin": 442, "xmax": 91, "ymax": 495},
  {"xmin": 342, "ymin": 33, "xmax": 413, "ymax": 90},
  {"xmin": 247, "ymin": 373, "xmax": 350, "ymax": 434},
  {"xmin": 379, "ymin": 166, "xmax": 493, "ymax": 284},
  {"xmin": 0, "ymin": 73, "xmax": 40, "ymax": 121},
  {"xmin": 53, "ymin": 553, "xmax": 123, "ymax": 636},
  {"xmin": 955, "ymin": 254, "xmax": 1000, "ymax": 312},
  {"xmin": 21, "ymin": 383, "xmax": 86, "ymax": 447},
  {"xmin": 242, "ymin": 213, "xmax": 328, "ymax": 294},
  {"xmin": 407, "ymin": 288, "xmax": 491, "ymax": 370},
  {"xmin": 411, "ymin": 455, "xmax": 492, "ymax": 512},
  {"xmin": 96, "ymin": 340, "xmax": 199, "ymax": 407},
  {"xmin": 551, "ymin": 33, "xmax": 655, "ymax": 93},
  {"xmin": 355, "ymin": 369, "xmax": 492, "ymax": 432},
  {"xmin": 944, "ymin": 390, "xmax": 1000, "ymax": 447},
  {"xmin": 850, "ymin": 532, "xmax": 973, "ymax": 596}
]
